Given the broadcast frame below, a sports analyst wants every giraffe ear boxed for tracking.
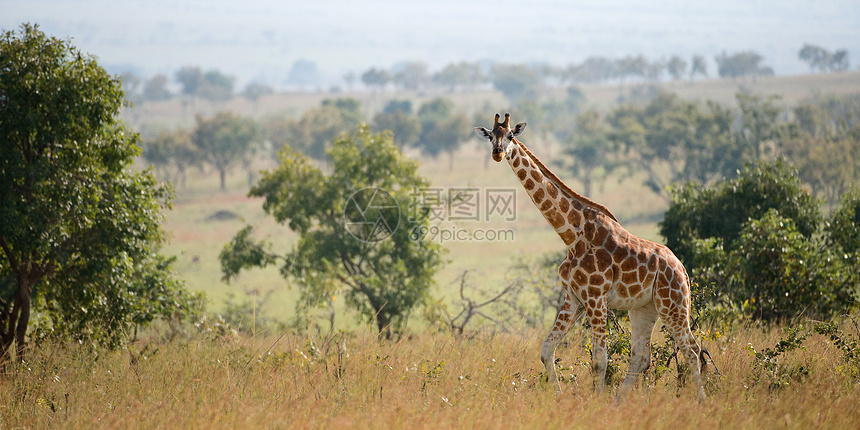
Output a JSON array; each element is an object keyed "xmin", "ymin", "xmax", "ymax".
[
  {"xmin": 512, "ymin": 122, "xmax": 527, "ymax": 136},
  {"xmin": 474, "ymin": 127, "xmax": 493, "ymax": 140}
]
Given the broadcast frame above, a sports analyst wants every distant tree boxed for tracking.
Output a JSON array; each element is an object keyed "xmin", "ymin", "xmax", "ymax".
[
  {"xmin": 342, "ymin": 71, "xmax": 357, "ymax": 90},
  {"xmin": 715, "ymin": 50, "xmax": 773, "ymax": 79},
  {"xmin": 220, "ymin": 126, "xmax": 444, "ymax": 337},
  {"xmin": 416, "ymin": 98, "xmax": 470, "ymax": 168},
  {"xmin": 566, "ymin": 57, "xmax": 615, "ymax": 83},
  {"xmin": 143, "ymin": 130, "xmax": 199, "ymax": 189},
  {"xmin": 608, "ymin": 93, "xmax": 738, "ymax": 200},
  {"xmin": 393, "ymin": 61, "xmax": 430, "ymax": 91},
  {"xmin": 0, "ymin": 24, "xmax": 198, "ymax": 360},
  {"xmin": 175, "ymin": 66, "xmax": 204, "ymax": 100},
  {"xmin": 373, "ymin": 110, "xmax": 421, "ymax": 149},
  {"xmin": 143, "ymin": 74, "xmax": 172, "ymax": 101},
  {"xmin": 556, "ymin": 109, "xmax": 617, "ymax": 198},
  {"xmin": 241, "ymin": 82, "xmax": 274, "ymax": 103},
  {"xmin": 615, "ymin": 55, "xmax": 647, "ymax": 83},
  {"xmin": 199, "ymin": 69, "xmax": 234, "ymax": 101},
  {"xmin": 689, "ymin": 55, "xmax": 708, "ymax": 82},
  {"xmin": 273, "ymin": 98, "xmax": 364, "ymax": 160},
  {"xmin": 382, "ymin": 99, "xmax": 413, "ymax": 115},
  {"xmin": 735, "ymin": 93, "xmax": 784, "ymax": 160},
  {"xmin": 433, "ymin": 62, "xmax": 485, "ymax": 91},
  {"xmin": 120, "ymin": 72, "xmax": 142, "ymax": 104},
  {"xmin": 829, "ymin": 50, "xmax": 850, "ymax": 72},
  {"xmin": 799, "ymin": 44, "xmax": 830, "ymax": 73},
  {"xmin": 666, "ymin": 55, "xmax": 688, "ymax": 81},
  {"xmin": 361, "ymin": 67, "xmax": 391, "ymax": 92},
  {"xmin": 491, "ymin": 64, "xmax": 542, "ymax": 102},
  {"xmin": 826, "ymin": 188, "xmax": 860, "ymax": 255},
  {"xmin": 191, "ymin": 112, "xmax": 260, "ymax": 190},
  {"xmin": 286, "ymin": 60, "xmax": 319, "ymax": 88}
]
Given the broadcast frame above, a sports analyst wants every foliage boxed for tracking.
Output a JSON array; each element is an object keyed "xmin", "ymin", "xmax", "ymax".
[
  {"xmin": 0, "ymin": 24, "xmax": 199, "ymax": 359},
  {"xmin": 175, "ymin": 66, "xmax": 235, "ymax": 102},
  {"xmin": 220, "ymin": 126, "xmax": 444, "ymax": 337},
  {"xmin": 715, "ymin": 50, "xmax": 774, "ymax": 79},
  {"xmin": 608, "ymin": 92, "xmax": 739, "ymax": 198},
  {"xmin": 556, "ymin": 109, "xmax": 618, "ymax": 198},
  {"xmin": 661, "ymin": 159, "xmax": 821, "ymax": 266},
  {"xmin": 662, "ymin": 161, "xmax": 857, "ymax": 321},
  {"xmin": 190, "ymin": 111, "xmax": 261, "ymax": 190},
  {"xmin": 745, "ymin": 326, "xmax": 810, "ymax": 390},
  {"xmin": 491, "ymin": 64, "xmax": 542, "ymax": 102},
  {"xmin": 798, "ymin": 44, "xmax": 850, "ymax": 73},
  {"xmin": 433, "ymin": 62, "xmax": 485, "ymax": 91},
  {"xmin": 142, "ymin": 129, "xmax": 199, "ymax": 188},
  {"xmin": 415, "ymin": 97, "xmax": 471, "ymax": 167},
  {"xmin": 266, "ymin": 98, "xmax": 363, "ymax": 160},
  {"xmin": 826, "ymin": 188, "xmax": 860, "ymax": 255}
]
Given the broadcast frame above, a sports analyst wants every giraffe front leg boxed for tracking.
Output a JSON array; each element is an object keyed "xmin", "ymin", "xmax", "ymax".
[
  {"xmin": 541, "ymin": 296, "xmax": 583, "ymax": 391},
  {"xmin": 587, "ymin": 301, "xmax": 609, "ymax": 394}
]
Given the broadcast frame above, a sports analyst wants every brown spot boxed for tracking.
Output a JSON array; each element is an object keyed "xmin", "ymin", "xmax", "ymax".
[
  {"xmin": 547, "ymin": 183, "xmax": 558, "ymax": 199},
  {"xmin": 616, "ymin": 285, "xmax": 629, "ymax": 298},
  {"xmin": 559, "ymin": 261, "xmax": 571, "ymax": 280},
  {"xmin": 671, "ymin": 288, "xmax": 681, "ymax": 303},
  {"xmin": 583, "ymin": 222, "xmax": 595, "ymax": 241},
  {"xmin": 524, "ymin": 178, "xmax": 535, "ymax": 190},
  {"xmin": 573, "ymin": 269, "xmax": 588, "ymax": 285},
  {"xmin": 533, "ymin": 188, "xmax": 545, "ymax": 203},
  {"xmin": 594, "ymin": 226, "xmax": 609, "ymax": 246},
  {"xmin": 559, "ymin": 198, "xmax": 570, "ymax": 213},
  {"xmin": 612, "ymin": 246, "xmax": 627, "ymax": 263},
  {"xmin": 539, "ymin": 200, "xmax": 553, "ymax": 212},
  {"xmin": 642, "ymin": 273, "xmax": 655, "ymax": 288},
  {"xmin": 621, "ymin": 271, "xmax": 637, "ymax": 284},
  {"xmin": 638, "ymin": 253, "xmax": 648, "ymax": 264},
  {"xmin": 512, "ymin": 156, "xmax": 520, "ymax": 168},
  {"xmin": 647, "ymin": 256, "xmax": 657, "ymax": 272},
  {"xmin": 517, "ymin": 169, "xmax": 527, "ymax": 180},
  {"xmin": 587, "ymin": 286, "xmax": 601, "ymax": 296},
  {"xmin": 620, "ymin": 257, "xmax": 637, "ymax": 272},
  {"xmin": 573, "ymin": 241, "xmax": 586, "ymax": 258},
  {"xmin": 604, "ymin": 236, "xmax": 617, "ymax": 253},
  {"xmin": 628, "ymin": 284, "xmax": 642, "ymax": 296},
  {"xmin": 530, "ymin": 170, "xmax": 543, "ymax": 182},
  {"xmin": 567, "ymin": 209, "xmax": 581, "ymax": 226},
  {"xmin": 522, "ymin": 158, "xmax": 530, "ymax": 168},
  {"xmin": 581, "ymin": 254, "xmax": 597, "ymax": 273},
  {"xmin": 559, "ymin": 229, "xmax": 576, "ymax": 245},
  {"xmin": 548, "ymin": 210, "xmax": 565, "ymax": 229},
  {"xmin": 638, "ymin": 265, "xmax": 647, "ymax": 281},
  {"xmin": 589, "ymin": 274, "xmax": 604, "ymax": 286},
  {"xmin": 594, "ymin": 249, "xmax": 612, "ymax": 272}
]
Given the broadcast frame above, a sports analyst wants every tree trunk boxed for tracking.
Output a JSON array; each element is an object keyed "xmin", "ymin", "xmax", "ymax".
[{"xmin": 219, "ymin": 168, "xmax": 227, "ymax": 191}]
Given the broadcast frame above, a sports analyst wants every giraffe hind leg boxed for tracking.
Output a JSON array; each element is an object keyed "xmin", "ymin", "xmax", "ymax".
[{"xmin": 617, "ymin": 305, "xmax": 659, "ymax": 400}]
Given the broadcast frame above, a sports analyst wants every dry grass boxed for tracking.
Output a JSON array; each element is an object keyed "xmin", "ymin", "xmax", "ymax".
[{"xmin": 3, "ymin": 322, "xmax": 859, "ymax": 429}]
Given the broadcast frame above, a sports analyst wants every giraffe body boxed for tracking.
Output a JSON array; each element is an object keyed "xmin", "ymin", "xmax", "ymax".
[{"xmin": 475, "ymin": 113, "xmax": 705, "ymax": 401}]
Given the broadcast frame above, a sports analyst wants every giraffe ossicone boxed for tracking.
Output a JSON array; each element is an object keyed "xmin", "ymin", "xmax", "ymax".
[{"xmin": 474, "ymin": 113, "xmax": 707, "ymax": 401}]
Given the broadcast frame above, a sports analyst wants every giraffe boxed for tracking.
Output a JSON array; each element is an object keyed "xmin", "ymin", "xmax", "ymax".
[{"xmin": 474, "ymin": 113, "xmax": 706, "ymax": 401}]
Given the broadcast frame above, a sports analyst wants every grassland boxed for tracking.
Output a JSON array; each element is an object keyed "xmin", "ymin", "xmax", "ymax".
[{"xmin": 3, "ymin": 322, "xmax": 860, "ymax": 429}]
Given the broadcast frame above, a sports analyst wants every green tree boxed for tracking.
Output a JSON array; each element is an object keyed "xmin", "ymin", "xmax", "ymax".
[
  {"xmin": 799, "ymin": 44, "xmax": 831, "ymax": 73},
  {"xmin": 715, "ymin": 50, "xmax": 773, "ymax": 79},
  {"xmin": 689, "ymin": 55, "xmax": 708, "ymax": 82},
  {"xmin": 0, "ymin": 24, "xmax": 198, "ymax": 359},
  {"xmin": 392, "ymin": 61, "xmax": 430, "ymax": 91},
  {"xmin": 372, "ymin": 109, "xmax": 421, "ymax": 149},
  {"xmin": 666, "ymin": 55, "xmax": 688, "ymax": 81},
  {"xmin": 660, "ymin": 160, "xmax": 821, "ymax": 268},
  {"xmin": 143, "ymin": 74, "xmax": 172, "ymax": 101},
  {"xmin": 143, "ymin": 129, "xmax": 199, "ymax": 189},
  {"xmin": 557, "ymin": 109, "xmax": 616, "ymax": 198},
  {"xmin": 826, "ymin": 188, "xmax": 860, "ymax": 256},
  {"xmin": 191, "ymin": 112, "xmax": 260, "ymax": 190},
  {"xmin": 416, "ymin": 98, "xmax": 470, "ymax": 169},
  {"xmin": 361, "ymin": 67, "xmax": 391, "ymax": 92},
  {"xmin": 433, "ymin": 62, "xmax": 485, "ymax": 92},
  {"xmin": 220, "ymin": 126, "xmax": 444, "ymax": 337},
  {"xmin": 491, "ymin": 64, "xmax": 542, "ymax": 102},
  {"xmin": 608, "ymin": 93, "xmax": 739, "ymax": 199},
  {"xmin": 275, "ymin": 98, "xmax": 364, "ymax": 160}
]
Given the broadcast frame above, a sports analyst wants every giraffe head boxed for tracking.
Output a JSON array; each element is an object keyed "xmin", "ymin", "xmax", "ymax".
[{"xmin": 474, "ymin": 113, "xmax": 527, "ymax": 162}]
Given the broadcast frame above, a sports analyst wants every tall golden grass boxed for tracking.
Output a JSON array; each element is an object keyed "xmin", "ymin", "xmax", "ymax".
[{"xmin": 3, "ymin": 321, "xmax": 859, "ymax": 429}]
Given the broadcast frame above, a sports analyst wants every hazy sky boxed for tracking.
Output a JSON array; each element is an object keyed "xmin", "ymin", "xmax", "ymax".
[{"xmin": 3, "ymin": 0, "xmax": 858, "ymax": 88}]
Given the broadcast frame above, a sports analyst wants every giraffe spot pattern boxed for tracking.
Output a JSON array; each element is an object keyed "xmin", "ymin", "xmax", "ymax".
[
  {"xmin": 547, "ymin": 183, "xmax": 558, "ymax": 199},
  {"xmin": 530, "ymin": 170, "xmax": 543, "ymax": 182},
  {"xmin": 559, "ymin": 229, "xmax": 576, "ymax": 245},
  {"xmin": 539, "ymin": 200, "xmax": 553, "ymax": 212},
  {"xmin": 547, "ymin": 210, "xmax": 565, "ymax": 229},
  {"xmin": 517, "ymin": 169, "xmax": 527, "ymax": 180},
  {"xmin": 524, "ymin": 178, "xmax": 535, "ymax": 190},
  {"xmin": 594, "ymin": 248, "xmax": 612, "ymax": 272},
  {"xmin": 512, "ymin": 156, "xmax": 520, "ymax": 168},
  {"xmin": 568, "ymin": 209, "xmax": 581, "ymax": 226},
  {"xmin": 533, "ymin": 188, "xmax": 545, "ymax": 203},
  {"xmin": 559, "ymin": 198, "xmax": 570, "ymax": 213}
]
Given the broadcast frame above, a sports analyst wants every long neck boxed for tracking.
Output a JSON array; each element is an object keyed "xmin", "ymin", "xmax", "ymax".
[{"xmin": 506, "ymin": 139, "xmax": 618, "ymax": 248}]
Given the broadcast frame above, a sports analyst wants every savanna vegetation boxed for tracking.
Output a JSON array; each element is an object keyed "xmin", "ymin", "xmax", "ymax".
[{"xmin": 2, "ymin": 22, "xmax": 860, "ymax": 428}]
